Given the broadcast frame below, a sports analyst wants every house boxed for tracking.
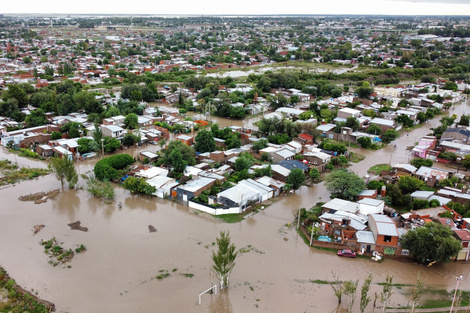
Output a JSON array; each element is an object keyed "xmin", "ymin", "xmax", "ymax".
[
  {"xmin": 239, "ymin": 179, "xmax": 274, "ymax": 201},
  {"xmin": 255, "ymin": 176, "xmax": 286, "ymax": 196},
  {"xmin": 369, "ymin": 118, "xmax": 396, "ymax": 133},
  {"xmin": 101, "ymin": 125, "xmax": 125, "ymax": 138},
  {"xmin": 357, "ymin": 189, "xmax": 378, "ymax": 200},
  {"xmin": 271, "ymin": 164, "xmax": 291, "ymax": 182},
  {"xmin": 414, "ymin": 166, "xmax": 453, "ymax": 187},
  {"xmin": 146, "ymin": 176, "xmax": 178, "ymax": 199},
  {"xmin": 441, "ymin": 128, "xmax": 470, "ymax": 144},
  {"xmin": 278, "ymin": 160, "xmax": 309, "ymax": 173},
  {"xmin": 295, "ymin": 133, "xmax": 314, "ymax": 145},
  {"xmin": 454, "ymin": 229, "xmax": 470, "ymax": 261},
  {"xmin": 37, "ymin": 144, "xmax": 54, "ymax": 157},
  {"xmin": 337, "ymin": 108, "xmax": 361, "ymax": 119},
  {"xmin": 356, "ymin": 230, "xmax": 376, "ymax": 254},
  {"xmin": 322, "ymin": 198, "xmax": 359, "ymax": 214},
  {"xmin": 135, "ymin": 166, "xmax": 168, "ymax": 179},
  {"xmin": 357, "ymin": 198, "xmax": 384, "ymax": 215},
  {"xmin": 176, "ymin": 134, "xmax": 194, "ymax": 146},
  {"xmin": 216, "ymin": 183, "xmax": 261, "ymax": 212},
  {"xmin": 412, "ymin": 136, "xmax": 437, "ymax": 159},
  {"xmin": 139, "ymin": 151, "xmax": 159, "ymax": 163},
  {"xmin": 175, "ymin": 176, "xmax": 216, "ymax": 202},
  {"xmin": 368, "ymin": 214, "xmax": 400, "ymax": 255}
]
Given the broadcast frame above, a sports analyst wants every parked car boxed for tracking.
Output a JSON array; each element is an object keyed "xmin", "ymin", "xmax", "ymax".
[{"xmin": 337, "ymin": 249, "xmax": 356, "ymax": 258}]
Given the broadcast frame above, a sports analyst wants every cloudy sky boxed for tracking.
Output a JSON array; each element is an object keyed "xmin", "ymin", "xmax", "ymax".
[{"xmin": 2, "ymin": 0, "xmax": 470, "ymax": 16}]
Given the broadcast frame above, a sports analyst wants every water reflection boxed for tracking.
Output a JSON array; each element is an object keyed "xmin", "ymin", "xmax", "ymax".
[
  {"xmin": 52, "ymin": 189, "xmax": 81, "ymax": 220},
  {"xmin": 209, "ymin": 290, "xmax": 233, "ymax": 313}
]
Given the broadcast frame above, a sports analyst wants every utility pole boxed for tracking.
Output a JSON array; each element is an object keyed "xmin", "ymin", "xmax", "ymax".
[
  {"xmin": 297, "ymin": 207, "xmax": 301, "ymax": 229},
  {"xmin": 450, "ymin": 276, "xmax": 463, "ymax": 313}
]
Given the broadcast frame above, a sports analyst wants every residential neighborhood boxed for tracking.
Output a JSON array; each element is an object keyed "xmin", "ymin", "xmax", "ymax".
[{"xmin": 3, "ymin": 13, "xmax": 470, "ymax": 313}]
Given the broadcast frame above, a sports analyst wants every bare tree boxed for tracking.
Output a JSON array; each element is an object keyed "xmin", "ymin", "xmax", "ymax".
[{"xmin": 330, "ymin": 271, "xmax": 344, "ymax": 305}]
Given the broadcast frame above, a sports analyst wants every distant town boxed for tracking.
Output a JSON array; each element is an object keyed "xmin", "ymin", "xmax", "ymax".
[{"xmin": 2, "ymin": 14, "xmax": 470, "ymax": 312}]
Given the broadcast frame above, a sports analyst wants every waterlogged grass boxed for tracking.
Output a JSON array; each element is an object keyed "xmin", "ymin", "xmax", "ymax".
[
  {"xmin": 349, "ymin": 152, "xmax": 365, "ymax": 163},
  {"xmin": 0, "ymin": 267, "xmax": 51, "ymax": 313},
  {"xmin": 367, "ymin": 163, "xmax": 392, "ymax": 175},
  {"xmin": 215, "ymin": 213, "xmax": 244, "ymax": 223},
  {"xmin": 0, "ymin": 160, "xmax": 50, "ymax": 186}
]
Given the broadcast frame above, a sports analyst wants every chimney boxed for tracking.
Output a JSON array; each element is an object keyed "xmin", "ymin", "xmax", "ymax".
[{"xmin": 381, "ymin": 185, "xmax": 386, "ymax": 198}]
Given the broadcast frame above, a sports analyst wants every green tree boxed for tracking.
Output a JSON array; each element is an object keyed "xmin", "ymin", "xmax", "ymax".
[
  {"xmin": 170, "ymin": 149, "xmax": 187, "ymax": 174},
  {"xmin": 458, "ymin": 114, "xmax": 470, "ymax": 127},
  {"xmin": 382, "ymin": 129, "xmax": 399, "ymax": 144},
  {"xmin": 366, "ymin": 124, "xmax": 382, "ymax": 136},
  {"xmin": 398, "ymin": 176, "xmax": 425, "ymax": 194},
  {"xmin": 2, "ymin": 84, "xmax": 29, "ymax": 107},
  {"xmin": 324, "ymin": 169, "xmax": 365, "ymax": 200},
  {"xmin": 344, "ymin": 280, "xmax": 358, "ymax": 313},
  {"xmin": 359, "ymin": 274, "xmax": 372, "ymax": 313},
  {"xmin": 159, "ymin": 140, "xmax": 196, "ymax": 168},
  {"xmin": 233, "ymin": 155, "xmax": 253, "ymax": 172},
  {"xmin": 357, "ymin": 136, "xmax": 372, "ymax": 148},
  {"xmin": 309, "ymin": 168, "xmax": 320, "ymax": 182},
  {"xmin": 251, "ymin": 139, "xmax": 269, "ymax": 153},
  {"xmin": 51, "ymin": 131, "xmax": 62, "ymax": 140},
  {"xmin": 103, "ymin": 137, "xmax": 121, "ymax": 153},
  {"xmin": 400, "ymin": 222, "xmax": 462, "ymax": 264},
  {"xmin": 345, "ymin": 117, "xmax": 359, "ymax": 131},
  {"xmin": 77, "ymin": 138, "xmax": 98, "ymax": 154},
  {"xmin": 123, "ymin": 176, "xmax": 156, "ymax": 195},
  {"xmin": 49, "ymin": 156, "xmax": 78, "ymax": 189},
  {"xmin": 212, "ymin": 231, "xmax": 238, "ymax": 290},
  {"xmin": 122, "ymin": 132, "xmax": 139, "ymax": 147},
  {"xmin": 286, "ymin": 168, "xmax": 306, "ymax": 191},
  {"xmin": 194, "ymin": 129, "xmax": 216, "ymax": 153},
  {"xmin": 124, "ymin": 113, "xmax": 139, "ymax": 129},
  {"xmin": 24, "ymin": 109, "xmax": 47, "ymax": 127}
]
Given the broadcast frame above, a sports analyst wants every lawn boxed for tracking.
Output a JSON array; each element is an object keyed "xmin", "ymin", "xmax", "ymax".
[{"xmin": 367, "ymin": 163, "xmax": 392, "ymax": 175}]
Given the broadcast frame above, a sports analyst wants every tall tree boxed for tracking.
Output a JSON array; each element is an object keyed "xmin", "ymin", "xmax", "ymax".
[
  {"xmin": 212, "ymin": 231, "xmax": 238, "ymax": 290},
  {"xmin": 49, "ymin": 156, "xmax": 78, "ymax": 189},
  {"xmin": 124, "ymin": 113, "xmax": 139, "ymax": 129},
  {"xmin": 410, "ymin": 272, "xmax": 425, "ymax": 313}
]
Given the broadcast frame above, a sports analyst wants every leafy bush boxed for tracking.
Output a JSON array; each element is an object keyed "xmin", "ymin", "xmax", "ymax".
[
  {"xmin": 412, "ymin": 199, "xmax": 429, "ymax": 210},
  {"xmin": 429, "ymin": 199, "xmax": 440, "ymax": 208},
  {"xmin": 410, "ymin": 158, "xmax": 433, "ymax": 168},
  {"xmin": 94, "ymin": 154, "xmax": 134, "ymax": 181}
]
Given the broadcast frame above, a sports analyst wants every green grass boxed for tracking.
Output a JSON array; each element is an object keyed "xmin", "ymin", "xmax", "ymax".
[
  {"xmin": 215, "ymin": 213, "xmax": 244, "ymax": 223},
  {"xmin": 310, "ymin": 279, "xmax": 331, "ymax": 285},
  {"xmin": 367, "ymin": 163, "xmax": 392, "ymax": 175},
  {"xmin": 349, "ymin": 152, "xmax": 365, "ymax": 163}
]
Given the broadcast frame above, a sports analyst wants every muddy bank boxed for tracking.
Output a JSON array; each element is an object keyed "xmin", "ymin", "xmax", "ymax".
[
  {"xmin": 19, "ymin": 189, "xmax": 60, "ymax": 204},
  {"xmin": 68, "ymin": 221, "xmax": 88, "ymax": 232}
]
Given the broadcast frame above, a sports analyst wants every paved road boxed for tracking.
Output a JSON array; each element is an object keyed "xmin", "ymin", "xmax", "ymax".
[{"xmin": 349, "ymin": 101, "xmax": 470, "ymax": 179}]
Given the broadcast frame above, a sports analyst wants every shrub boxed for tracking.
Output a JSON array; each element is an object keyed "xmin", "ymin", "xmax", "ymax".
[
  {"xmin": 429, "ymin": 199, "xmax": 440, "ymax": 207},
  {"xmin": 94, "ymin": 154, "xmax": 134, "ymax": 181},
  {"xmin": 412, "ymin": 199, "xmax": 429, "ymax": 210}
]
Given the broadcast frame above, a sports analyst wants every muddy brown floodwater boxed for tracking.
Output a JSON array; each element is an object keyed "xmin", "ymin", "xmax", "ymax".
[{"xmin": 1, "ymin": 103, "xmax": 470, "ymax": 312}]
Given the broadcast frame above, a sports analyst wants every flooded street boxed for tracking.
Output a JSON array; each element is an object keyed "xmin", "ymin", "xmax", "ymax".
[{"xmin": 1, "ymin": 103, "xmax": 470, "ymax": 312}]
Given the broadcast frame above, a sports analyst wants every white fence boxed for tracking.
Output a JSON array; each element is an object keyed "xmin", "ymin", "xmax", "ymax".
[{"xmin": 188, "ymin": 200, "xmax": 241, "ymax": 216}]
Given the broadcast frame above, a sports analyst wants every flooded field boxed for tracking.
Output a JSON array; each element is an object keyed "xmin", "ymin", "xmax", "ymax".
[{"xmin": 1, "ymin": 102, "xmax": 469, "ymax": 312}]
